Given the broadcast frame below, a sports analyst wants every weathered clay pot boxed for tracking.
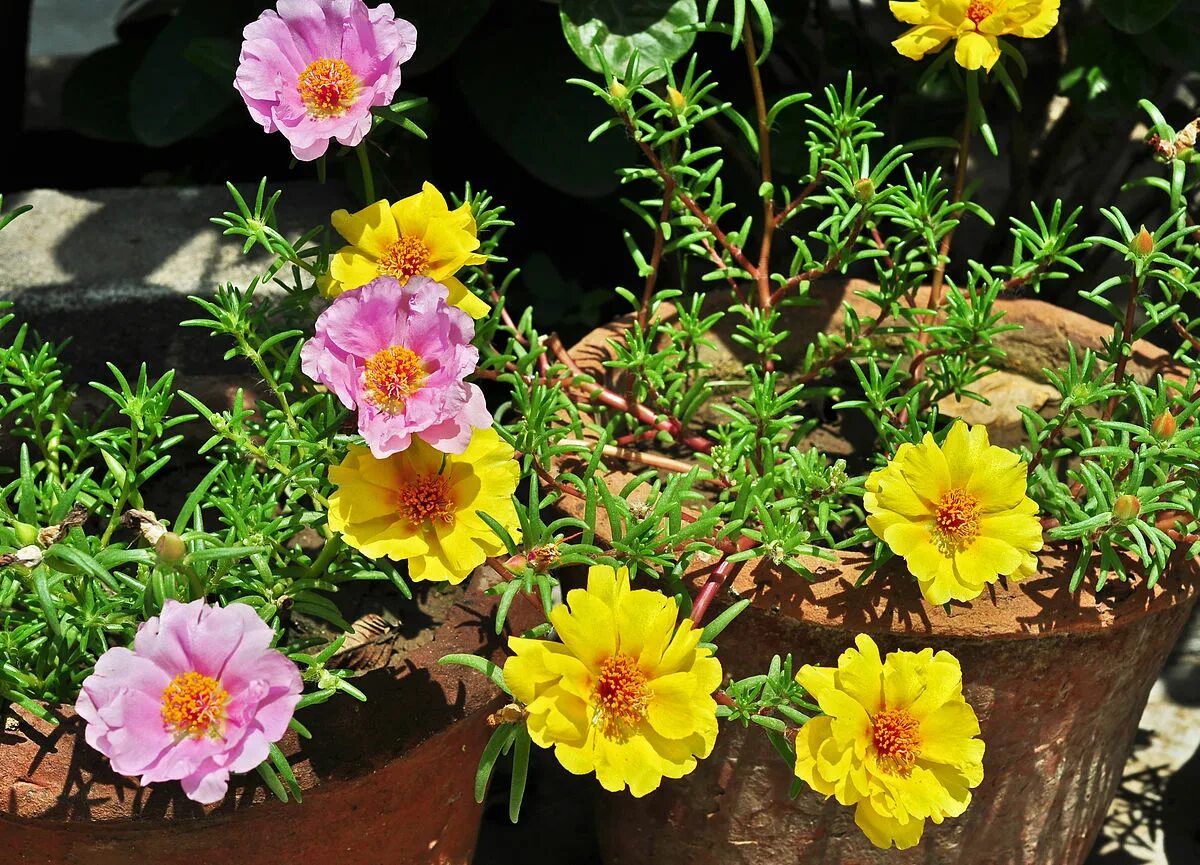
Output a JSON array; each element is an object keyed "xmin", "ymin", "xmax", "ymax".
[
  {"xmin": 2, "ymin": 569, "xmax": 532, "ymax": 865},
  {"xmin": 596, "ymin": 550, "xmax": 1200, "ymax": 865},
  {"xmin": 561, "ymin": 281, "xmax": 1198, "ymax": 865}
]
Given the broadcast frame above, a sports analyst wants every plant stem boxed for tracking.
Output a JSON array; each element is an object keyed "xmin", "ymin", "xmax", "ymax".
[
  {"xmin": 355, "ymin": 144, "xmax": 375, "ymax": 204},
  {"xmin": 640, "ymin": 178, "xmax": 676, "ymax": 328},
  {"xmin": 742, "ymin": 19, "xmax": 774, "ymax": 309},
  {"xmin": 1103, "ymin": 273, "xmax": 1143, "ymax": 420},
  {"xmin": 919, "ymin": 97, "xmax": 973, "ymax": 348}
]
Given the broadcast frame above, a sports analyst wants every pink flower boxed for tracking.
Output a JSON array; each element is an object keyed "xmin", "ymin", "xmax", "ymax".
[
  {"xmin": 301, "ymin": 275, "xmax": 492, "ymax": 456},
  {"xmin": 75, "ymin": 600, "xmax": 302, "ymax": 805},
  {"xmin": 234, "ymin": 0, "xmax": 417, "ymax": 161}
]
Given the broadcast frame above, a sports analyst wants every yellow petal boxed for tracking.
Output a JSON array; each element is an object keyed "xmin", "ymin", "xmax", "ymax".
[
  {"xmin": 390, "ymin": 183, "xmax": 444, "ymax": 238},
  {"xmin": 890, "ymin": 0, "xmax": 932, "ymax": 25},
  {"xmin": 835, "ymin": 635, "xmax": 885, "ymax": 714},
  {"xmin": 592, "ymin": 730, "xmax": 665, "ymax": 797},
  {"xmin": 892, "ymin": 24, "xmax": 954, "ymax": 61},
  {"xmin": 1005, "ymin": 0, "xmax": 1059, "ymax": 37},
  {"xmin": 645, "ymin": 672, "xmax": 716, "ymax": 739},
  {"xmin": 616, "ymin": 588, "xmax": 677, "ymax": 665},
  {"xmin": 919, "ymin": 702, "xmax": 984, "ymax": 772},
  {"xmin": 979, "ymin": 506, "xmax": 1043, "ymax": 554},
  {"xmin": 954, "ymin": 30, "xmax": 1001, "ymax": 70},
  {"xmin": 441, "ymin": 275, "xmax": 491, "ymax": 319},
  {"xmin": 585, "ymin": 564, "xmax": 628, "ymax": 612},
  {"xmin": 855, "ymin": 800, "xmax": 926, "ymax": 850},
  {"xmin": 331, "ymin": 200, "xmax": 398, "ymax": 257},
  {"xmin": 551, "ymin": 590, "xmax": 617, "ymax": 671},
  {"xmin": 940, "ymin": 422, "xmax": 988, "ymax": 489},
  {"xmin": 897, "ymin": 433, "xmax": 952, "ymax": 503},
  {"xmin": 504, "ymin": 636, "xmax": 563, "ymax": 703},
  {"xmin": 794, "ymin": 715, "xmax": 837, "ymax": 797},
  {"xmin": 328, "ymin": 248, "xmax": 383, "ymax": 294}
]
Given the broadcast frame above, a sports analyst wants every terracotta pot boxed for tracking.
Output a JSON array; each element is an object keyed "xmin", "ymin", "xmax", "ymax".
[
  {"xmin": 560, "ymin": 282, "xmax": 1198, "ymax": 865},
  {"xmin": 2, "ymin": 569, "xmax": 534, "ymax": 865}
]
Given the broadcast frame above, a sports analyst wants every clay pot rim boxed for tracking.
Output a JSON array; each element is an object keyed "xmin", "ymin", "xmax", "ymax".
[
  {"xmin": 0, "ymin": 567, "xmax": 525, "ymax": 825},
  {"xmin": 559, "ymin": 282, "xmax": 1199, "ymax": 641},
  {"xmin": 699, "ymin": 542, "xmax": 1200, "ymax": 643}
]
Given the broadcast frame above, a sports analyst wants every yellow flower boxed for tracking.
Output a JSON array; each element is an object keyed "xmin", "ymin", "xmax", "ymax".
[
  {"xmin": 890, "ymin": 0, "xmax": 1059, "ymax": 72},
  {"xmin": 322, "ymin": 182, "xmax": 490, "ymax": 319},
  {"xmin": 794, "ymin": 634, "xmax": 984, "ymax": 850},
  {"xmin": 864, "ymin": 421, "xmax": 1042, "ymax": 605},
  {"xmin": 327, "ymin": 428, "xmax": 519, "ymax": 583},
  {"xmin": 504, "ymin": 566, "xmax": 722, "ymax": 797}
]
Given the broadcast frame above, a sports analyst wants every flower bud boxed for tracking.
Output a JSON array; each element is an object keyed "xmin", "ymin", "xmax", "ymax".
[
  {"xmin": 667, "ymin": 86, "xmax": 686, "ymax": 112},
  {"xmin": 1114, "ymin": 495, "xmax": 1141, "ymax": 523},
  {"xmin": 155, "ymin": 532, "xmax": 188, "ymax": 565},
  {"xmin": 1151, "ymin": 411, "xmax": 1177, "ymax": 440},
  {"xmin": 608, "ymin": 80, "xmax": 628, "ymax": 101},
  {"xmin": 854, "ymin": 177, "xmax": 876, "ymax": 203},
  {"xmin": 14, "ymin": 521, "xmax": 39, "ymax": 547},
  {"xmin": 1131, "ymin": 225, "xmax": 1154, "ymax": 257}
]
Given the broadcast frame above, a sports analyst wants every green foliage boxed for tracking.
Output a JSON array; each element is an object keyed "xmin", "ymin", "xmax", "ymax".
[{"xmin": 561, "ymin": 0, "xmax": 699, "ymax": 82}]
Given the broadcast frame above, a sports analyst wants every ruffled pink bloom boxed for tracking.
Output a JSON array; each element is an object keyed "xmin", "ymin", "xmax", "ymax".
[
  {"xmin": 234, "ymin": 0, "xmax": 417, "ymax": 161},
  {"xmin": 301, "ymin": 275, "xmax": 491, "ymax": 456},
  {"xmin": 76, "ymin": 600, "xmax": 302, "ymax": 805}
]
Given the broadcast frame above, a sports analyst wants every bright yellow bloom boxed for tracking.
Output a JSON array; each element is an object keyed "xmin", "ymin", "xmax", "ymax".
[
  {"xmin": 322, "ymin": 182, "xmax": 490, "ymax": 318},
  {"xmin": 327, "ymin": 428, "xmax": 519, "ymax": 583},
  {"xmin": 504, "ymin": 566, "xmax": 722, "ymax": 797},
  {"xmin": 794, "ymin": 635, "xmax": 984, "ymax": 850},
  {"xmin": 890, "ymin": 0, "xmax": 1059, "ymax": 72},
  {"xmin": 864, "ymin": 422, "xmax": 1042, "ymax": 605}
]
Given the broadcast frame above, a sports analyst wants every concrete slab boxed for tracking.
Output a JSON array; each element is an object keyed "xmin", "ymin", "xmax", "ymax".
[{"xmin": 0, "ymin": 183, "xmax": 346, "ymax": 378}]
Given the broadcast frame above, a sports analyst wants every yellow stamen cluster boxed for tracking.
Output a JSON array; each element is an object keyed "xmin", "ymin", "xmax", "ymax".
[
  {"xmin": 363, "ymin": 345, "xmax": 425, "ymax": 414},
  {"xmin": 395, "ymin": 474, "xmax": 455, "ymax": 525},
  {"xmin": 161, "ymin": 671, "xmax": 229, "ymax": 740},
  {"xmin": 594, "ymin": 653, "xmax": 651, "ymax": 740},
  {"xmin": 378, "ymin": 236, "xmax": 432, "ymax": 282},
  {"xmin": 872, "ymin": 707, "xmax": 922, "ymax": 777},
  {"xmin": 932, "ymin": 488, "xmax": 982, "ymax": 555},
  {"xmin": 966, "ymin": 0, "xmax": 994, "ymax": 25},
  {"xmin": 297, "ymin": 58, "xmax": 359, "ymax": 118}
]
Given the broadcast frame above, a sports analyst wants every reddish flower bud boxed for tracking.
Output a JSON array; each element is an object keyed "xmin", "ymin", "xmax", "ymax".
[
  {"xmin": 1132, "ymin": 225, "xmax": 1154, "ymax": 257},
  {"xmin": 1151, "ymin": 411, "xmax": 1177, "ymax": 440},
  {"xmin": 1114, "ymin": 495, "xmax": 1141, "ymax": 523}
]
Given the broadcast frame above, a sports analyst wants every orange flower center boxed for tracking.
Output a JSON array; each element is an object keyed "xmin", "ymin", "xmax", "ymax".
[
  {"xmin": 161, "ymin": 671, "xmax": 229, "ymax": 740},
  {"xmin": 594, "ymin": 653, "xmax": 651, "ymax": 740},
  {"xmin": 932, "ymin": 488, "xmax": 981, "ymax": 555},
  {"xmin": 363, "ymin": 345, "xmax": 425, "ymax": 414},
  {"xmin": 966, "ymin": 0, "xmax": 994, "ymax": 26},
  {"xmin": 395, "ymin": 474, "xmax": 456, "ymax": 525},
  {"xmin": 379, "ymin": 236, "xmax": 431, "ymax": 282},
  {"xmin": 872, "ymin": 708, "xmax": 922, "ymax": 776},
  {"xmin": 297, "ymin": 58, "xmax": 359, "ymax": 118}
]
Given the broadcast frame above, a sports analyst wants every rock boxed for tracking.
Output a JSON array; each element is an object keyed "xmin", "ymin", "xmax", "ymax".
[
  {"xmin": 0, "ymin": 184, "xmax": 347, "ymax": 380},
  {"xmin": 937, "ymin": 370, "xmax": 1061, "ymax": 448}
]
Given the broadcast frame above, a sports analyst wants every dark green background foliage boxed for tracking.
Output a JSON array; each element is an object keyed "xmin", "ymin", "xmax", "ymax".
[{"xmin": 5, "ymin": 0, "xmax": 1198, "ymax": 341}]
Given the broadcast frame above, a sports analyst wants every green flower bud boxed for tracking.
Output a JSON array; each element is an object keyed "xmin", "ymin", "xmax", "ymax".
[
  {"xmin": 14, "ymin": 522, "xmax": 39, "ymax": 547},
  {"xmin": 608, "ymin": 80, "xmax": 628, "ymax": 101},
  {"xmin": 854, "ymin": 177, "xmax": 876, "ymax": 203},
  {"xmin": 1113, "ymin": 495, "xmax": 1141, "ymax": 523},
  {"xmin": 155, "ymin": 532, "xmax": 188, "ymax": 565}
]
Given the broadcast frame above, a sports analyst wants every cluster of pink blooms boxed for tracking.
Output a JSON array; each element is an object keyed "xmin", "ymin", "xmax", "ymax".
[
  {"xmin": 76, "ymin": 0, "xmax": 500, "ymax": 806},
  {"xmin": 77, "ymin": 601, "xmax": 302, "ymax": 804},
  {"xmin": 234, "ymin": 0, "xmax": 417, "ymax": 161},
  {"xmin": 300, "ymin": 275, "xmax": 492, "ymax": 456}
]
